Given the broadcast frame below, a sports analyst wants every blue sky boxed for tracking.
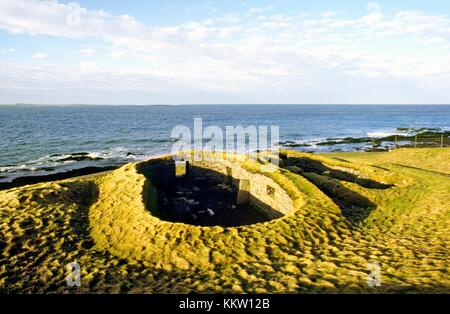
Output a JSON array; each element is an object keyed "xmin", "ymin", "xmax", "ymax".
[{"xmin": 1, "ymin": 0, "xmax": 450, "ymax": 104}]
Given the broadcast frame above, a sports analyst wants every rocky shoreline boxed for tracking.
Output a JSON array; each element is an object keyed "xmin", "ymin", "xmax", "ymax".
[
  {"xmin": 0, "ymin": 166, "xmax": 118, "ymax": 190},
  {"xmin": 1, "ymin": 128, "xmax": 448, "ymax": 190},
  {"xmin": 281, "ymin": 128, "xmax": 450, "ymax": 152}
]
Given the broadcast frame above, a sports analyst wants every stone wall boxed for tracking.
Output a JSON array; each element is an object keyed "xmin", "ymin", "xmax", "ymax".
[
  {"xmin": 191, "ymin": 159, "xmax": 295, "ymax": 218},
  {"xmin": 138, "ymin": 158, "xmax": 175, "ymax": 187},
  {"xmin": 138, "ymin": 156, "xmax": 296, "ymax": 220}
]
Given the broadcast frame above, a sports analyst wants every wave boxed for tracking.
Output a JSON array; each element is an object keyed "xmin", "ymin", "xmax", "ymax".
[
  {"xmin": 367, "ymin": 131, "xmax": 403, "ymax": 138},
  {"xmin": 1, "ymin": 126, "xmax": 448, "ymax": 182},
  {"xmin": 368, "ymin": 127, "xmax": 446, "ymax": 138},
  {"xmin": 279, "ymin": 126, "xmax": 448, "ymax": 154},
  {"xmin": 0, "ymin": 146, "xmax": 170, "ymax": 182}
]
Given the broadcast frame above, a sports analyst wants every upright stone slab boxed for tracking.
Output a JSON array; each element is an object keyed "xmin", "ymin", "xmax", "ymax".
[{"xmin": 237, "ymin": 179, "xmax": 250, "ymax": 204}]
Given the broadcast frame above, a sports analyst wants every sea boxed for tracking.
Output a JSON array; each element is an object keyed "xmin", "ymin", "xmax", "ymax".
[{"xmin": 1, "ymin": 105, "xmax": 449, "ymax": 182}]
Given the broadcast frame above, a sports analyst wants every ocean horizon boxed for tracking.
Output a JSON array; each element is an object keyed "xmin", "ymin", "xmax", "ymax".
[{"xmin": 1, "ymin": 104, "xmax": 449, "ymax": 183}]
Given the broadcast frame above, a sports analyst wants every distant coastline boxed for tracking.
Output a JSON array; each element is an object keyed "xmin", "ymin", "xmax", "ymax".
[{"xmin": 2, "ymin": 103, "xmax": 450, "ymax": 106}]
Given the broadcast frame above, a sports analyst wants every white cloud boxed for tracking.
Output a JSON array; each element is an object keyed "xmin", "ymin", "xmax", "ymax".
[
  {"xmin": 32, "ymin": 52, "xmax": 47, "ymax": 59},
  {"xmin": 217, "ymin": 13, "xmax": 240, "ymax": 24},
  {"xmin": 79, "ymin": 61, "xmax": 98, "ymax": 72},
  {"xmin": 0, "ymin": 0, "xmax": 449, "ymax": 103},
  {"xmin": 423, "ymin": 37, "xmax": 446, "ymax": 45},
  {"xmin": 248, "ymin": 6, "xmax": 273, "ymax": 14},
  {"xmin": 110, "ymin": 49, "xmax": 127, "ymax": 60},
  {"xmin": 257, "ymin": 14, "xmax": 293, "ymax": 28},
  {"xmin": 1, "ymin": 47, "xmax": 15, "ymax": 53},
  {"xmin": 80, "ymin": 48, "xmax": 96, "ymax": 57}
]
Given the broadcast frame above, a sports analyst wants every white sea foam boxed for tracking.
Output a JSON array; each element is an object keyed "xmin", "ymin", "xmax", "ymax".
[{"xmin": 367, "ymin": 131, "xmax": 402, "ymax": 138}]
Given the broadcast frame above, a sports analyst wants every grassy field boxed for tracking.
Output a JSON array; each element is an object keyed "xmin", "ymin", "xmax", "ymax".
[{"xmin": 0, "ymin": 148, "xmax": 448, "ymax": 293}]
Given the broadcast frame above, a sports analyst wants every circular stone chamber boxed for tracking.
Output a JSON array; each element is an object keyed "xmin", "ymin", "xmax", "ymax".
[{"xmin": 137, "ymin": 155, "xmax": 295, "ymax": 227}]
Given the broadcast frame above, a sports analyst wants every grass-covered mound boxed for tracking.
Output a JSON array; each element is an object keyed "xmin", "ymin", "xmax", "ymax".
[{"xmin": 0, "ymin": 149, "xmax": 448, "ymax": 293}]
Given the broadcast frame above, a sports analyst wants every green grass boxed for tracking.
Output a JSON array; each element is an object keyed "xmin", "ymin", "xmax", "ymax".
[{"xmin": 0, "ymin": 148, "xmax": 448, "ymax": 293}]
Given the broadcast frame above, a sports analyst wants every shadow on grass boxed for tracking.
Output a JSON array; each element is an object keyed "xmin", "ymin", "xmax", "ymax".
[
  {"xmin": 61, "ymin": 181, "xmax": 99, "ymax": 251},
  {"xmin": 281, "ymin": 155, "xmax": 392, "ymax": 189},
  {"xmin": 280, "ymin": 155, "xmax": 393, "ymax": 224}
]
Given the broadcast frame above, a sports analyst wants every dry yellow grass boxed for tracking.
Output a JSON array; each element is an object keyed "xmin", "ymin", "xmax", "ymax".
[{"xmin": 0, "ymin": 148, "xmax": 448, "ymax": 293}]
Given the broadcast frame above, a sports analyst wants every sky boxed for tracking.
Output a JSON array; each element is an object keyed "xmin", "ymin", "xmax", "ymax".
[{"xmin": 0, "ymin": 0, "xmax": 450, "ymax": 104}]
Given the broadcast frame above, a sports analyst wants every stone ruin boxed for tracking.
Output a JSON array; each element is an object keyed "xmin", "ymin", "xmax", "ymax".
[{"xmin": 137, "ymin": 155, "xmax": 295, "ymax": 227}]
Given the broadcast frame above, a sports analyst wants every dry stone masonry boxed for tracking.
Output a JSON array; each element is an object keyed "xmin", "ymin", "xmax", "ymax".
[{"xmin": 138, "ymin": 155, "xmax": 295, "ymax": 227}]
